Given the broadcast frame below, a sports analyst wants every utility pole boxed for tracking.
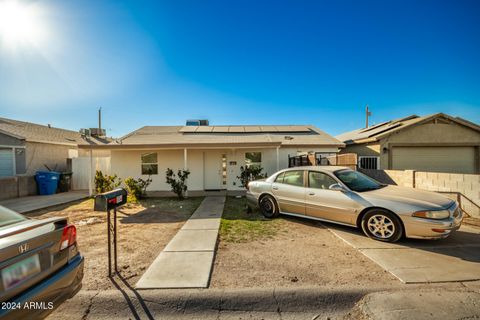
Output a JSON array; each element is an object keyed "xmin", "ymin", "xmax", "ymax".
[
  {"xmin": 365, "ymin": 104, "xmax": 371, "ymax": 128},
  {"xmin": 98, "ymin": 107, "xmax": 102, "ymax": 130}
]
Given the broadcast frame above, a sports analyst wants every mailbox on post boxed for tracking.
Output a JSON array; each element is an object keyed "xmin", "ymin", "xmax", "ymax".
[
  {"xmin": 94, "ymin": 188, "xmax": 128, "ymax": 277},
  {"xmin": 94, "ymin": 188, "xmax": 127, "ymax": 211}
]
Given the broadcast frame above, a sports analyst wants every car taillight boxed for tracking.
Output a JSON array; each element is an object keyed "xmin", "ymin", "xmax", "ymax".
[{"xmin": 60, "ymin": 224, "xmax": 77, "ymax": 251}]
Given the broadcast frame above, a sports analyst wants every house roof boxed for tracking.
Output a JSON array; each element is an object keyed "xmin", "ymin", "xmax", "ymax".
[
  {"xmin": 0, "ymin": 117, "xmax": 109, "ymax": 146},
  {"xmin": 81, "ymin": 124, "xmax": 344, "ymax": 149},
  {"xmin": 335, "ymin": 113, "xmax": 480, "ymax": 145}
]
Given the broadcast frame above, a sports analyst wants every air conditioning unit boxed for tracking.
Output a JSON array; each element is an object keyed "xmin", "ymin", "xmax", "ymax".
[
  {"xmin": 80, "ymin": 128, "xmax": 91, "ymax": 137},
  {"xmin": 89, "ymin": 128, "xmax": 106, "ymax": 137},
  {"xmin": 186, "ymin": 119, "xmax": 209, "ymax": 126}
]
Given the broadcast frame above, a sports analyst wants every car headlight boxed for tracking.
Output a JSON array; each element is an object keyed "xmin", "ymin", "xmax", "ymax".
[{"xmin": 412, "ymin": 209, "xmax": 450, "ymax": 220}]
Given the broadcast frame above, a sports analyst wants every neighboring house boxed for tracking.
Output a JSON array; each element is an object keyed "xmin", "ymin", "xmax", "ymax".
[
  {"xmin": 0, "ymin": 117, "xmax": 107, "ymax": 199},
  {"xmin": 79, "ymin": 122, "xmax": 344, "ymax": 193},
  {"xmin": 336, "ymin": 113, "xmax": 480, "ymax": 174},
  {"xmin": 0, "ymin": 117, "xmax": 109, "ymax": 177}
]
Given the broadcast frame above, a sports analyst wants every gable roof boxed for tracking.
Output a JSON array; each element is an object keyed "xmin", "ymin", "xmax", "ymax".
[
  {"xmin": 82, "ymin": 124, "xmax": 344, "ymax": 149},
  {"xmin": 0, "ymin": 117, "xmax": 108, "ymax": 146},
  {"xmin": 336, "ymin": 113, "xmax": 480, "ymax": 145}
]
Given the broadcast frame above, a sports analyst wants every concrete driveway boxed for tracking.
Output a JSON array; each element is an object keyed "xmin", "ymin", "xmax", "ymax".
[{"xmin": 327, "ymin": 223, "xmax": 480, "ymax": 283}]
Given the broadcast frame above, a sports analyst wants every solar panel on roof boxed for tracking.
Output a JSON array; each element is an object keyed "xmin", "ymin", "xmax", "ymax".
[
  {"xmin": 228, "ymin": 126, "xmax": 245, "ymax": 133},
  {"xmin": 359, "ymin": 121, "xmax": 390, "ymax": 133},
  {"xmin": 244, "ymin": 126, "xmax": 261, "ymax": 132},
  {"xmin": 179, "ymin": 126, "xmax": 197, "ymax": 132},
  {"xmin": 195, "ymin": 126, "xmax": 214, "ymax": 132}
]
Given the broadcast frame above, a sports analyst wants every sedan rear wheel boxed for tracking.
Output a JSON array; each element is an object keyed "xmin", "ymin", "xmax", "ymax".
[
  {"xmin": 259, "ymin": 195, "xmax": 279, "ymax": 218},
  {"xmin": 361, "ymin": 209, "xmax": 403, "ymax": 242}
]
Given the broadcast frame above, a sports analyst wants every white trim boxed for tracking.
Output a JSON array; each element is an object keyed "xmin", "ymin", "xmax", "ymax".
[
  {"xmin": 88, "ymin": 149, "xmax": 93, "ymax": 196},
  {"xmin": 276, "ymin": 146, "xmax": 280, "ymax": 171},
  {"xmin": 184, "ymin": 148, "xmax": 188, "ymax": 197},
  {"xmin": 12, "ymin": 147, "xmax": 16, "ymax": 176},
  {"xmin": 0, "ymin": 145, "xmax": 25, "ymax": 148}
]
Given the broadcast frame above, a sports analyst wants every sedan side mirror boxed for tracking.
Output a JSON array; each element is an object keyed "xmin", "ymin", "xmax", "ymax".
[{"xmin": 329, "ymin": 183, "xmax": 347, "ymax": 192}]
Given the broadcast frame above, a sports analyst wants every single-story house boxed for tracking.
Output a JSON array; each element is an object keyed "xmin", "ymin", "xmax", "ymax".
[
  {"xmin": 79, "ymin": 122, "xmax": 344, "ymax": 194},
  {"xmin": 336, "ymin": 113, "xmax": 480, "ymax": 174},
  {"xmin": 0, "ymin": 117, "xmax": 107, "ymax": 199}
]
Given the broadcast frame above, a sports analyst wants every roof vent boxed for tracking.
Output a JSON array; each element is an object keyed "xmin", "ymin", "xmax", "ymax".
[{"xmin": 186, "ymin": 119, "xmax": 209, "ymax": 126}]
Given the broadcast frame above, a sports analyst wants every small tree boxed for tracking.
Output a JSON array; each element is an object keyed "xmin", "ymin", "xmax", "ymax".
[
  {"xmin": 124, "ymin": 176, "xmax": 152, "ymax": 203},
  {"xmin": 165, "ymin": 168, "xmax": 190, "ymax": 199},
  {"xmin": 237, "ymin": 166, "xmax": 267, "ymax": 188},
  {"xmin": 94, "ymin": 170, "xmax": 122, "ymax": 194}
]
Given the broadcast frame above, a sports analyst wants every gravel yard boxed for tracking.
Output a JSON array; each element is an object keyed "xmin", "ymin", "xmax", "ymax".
[
  {"xmin": 211, "ymin": 197, "xmax": 401, "ymax": 289},
  {"xmin": 27, "ymin": 197, "xmax": 204, "ymax": 290}
]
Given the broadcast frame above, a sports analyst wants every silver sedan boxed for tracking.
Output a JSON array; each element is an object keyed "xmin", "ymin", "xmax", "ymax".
[{"xmin": 246, "ymin": 166, "xmax": 463, "ymax": 242}]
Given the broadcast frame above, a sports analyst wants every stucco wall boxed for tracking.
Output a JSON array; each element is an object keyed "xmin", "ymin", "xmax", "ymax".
[
  {"xmin": 341, "ymin": 143, "xmax": 380, "ymax": 157},
  {"xmin": 25, "ymin": 142, "xmax": 77, "ymax": 175},
  {"xmin": 379, "ymin": 122, "xmax": 480, "ymax": 170},
  {"xmin": 0, "ymin": 132, "xmax": 24, "ymax": 146},
  {"xmin": 110, "ymin": 147, "xmax": 339, "ymax": 191}
]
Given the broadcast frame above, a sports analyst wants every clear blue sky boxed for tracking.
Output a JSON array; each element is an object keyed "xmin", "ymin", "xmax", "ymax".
[{"xmin": 0, "ymin": 0, "xmax": 479, "ymax": 137}]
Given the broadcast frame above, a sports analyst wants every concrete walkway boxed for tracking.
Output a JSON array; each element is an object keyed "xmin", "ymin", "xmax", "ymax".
[
  {"xmin": 0, "ymin": 190, "xmax": 89, "ymax": 214},
  {"xmin": 328, "ymin": 223, "xmax": 480, "ymax": 283},
  {"xmin": 136, "ymin": 196, "xmax": 226, "ymax": 289}
]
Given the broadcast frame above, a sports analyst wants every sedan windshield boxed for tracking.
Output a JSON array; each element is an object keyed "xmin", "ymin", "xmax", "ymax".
[
  {"xmin": 0, "ymin": 205, "xmax": 26, "ymax": 228},
  {"xmin": 334, "ymin": 169, "xmax": 385, "ymax": 192}
]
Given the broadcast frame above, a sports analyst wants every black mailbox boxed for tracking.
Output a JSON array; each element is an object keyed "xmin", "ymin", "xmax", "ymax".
[{"xmin": 94, "ymin": 188, "xmax": 128, "ymax": 212}]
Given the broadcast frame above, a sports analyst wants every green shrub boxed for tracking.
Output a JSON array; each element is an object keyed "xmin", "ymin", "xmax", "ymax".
[
  {"xmin": 124, "ymin": 176, "xmax": 152, "ymax": 202},
  {"xmin": 94, "ymin": 170, "xmax": 122, "ymax": 194},
  {"xmin": 165, "ymin": 168, "xmax": 190, "ymax": 199},
  {"xmin": 237, "ymin": 166, "xmax": 267, "ymax": 188}
]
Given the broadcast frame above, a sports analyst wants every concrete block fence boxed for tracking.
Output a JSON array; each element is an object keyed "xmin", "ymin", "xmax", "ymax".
[{"xmin": 360, "ymin": 169, "xmax": 480, "ymax": 219}]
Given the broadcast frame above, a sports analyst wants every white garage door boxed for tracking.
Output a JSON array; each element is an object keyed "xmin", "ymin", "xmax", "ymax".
[
  {"xmin": 0, "ymin": 149, "xmax": 14, "ymax": 177},
  {"xmin": 392, "ymin": 146, "xmax": 476, "ymax": 174}
]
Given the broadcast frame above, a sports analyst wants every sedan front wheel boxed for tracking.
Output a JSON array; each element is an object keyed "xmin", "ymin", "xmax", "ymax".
[
  {"xmin": 259, "ymin": 195, "xmax": 279, "ymax": 218},
  {"xmin": 361, "ymin": 209, "xmax": 403, "ymax": 242}
]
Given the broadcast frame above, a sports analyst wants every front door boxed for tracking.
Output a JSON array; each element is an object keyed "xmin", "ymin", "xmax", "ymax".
[{"xmin": 204, "ymin": 151, "xmax": 225, "ymax": 190}]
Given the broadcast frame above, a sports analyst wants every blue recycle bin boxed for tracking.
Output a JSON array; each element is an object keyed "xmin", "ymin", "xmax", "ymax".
[{"xmin": 35, "ymin": 171, "xmax": 60, "ymax": 195}]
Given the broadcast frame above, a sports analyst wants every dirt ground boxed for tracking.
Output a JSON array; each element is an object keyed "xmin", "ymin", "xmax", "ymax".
[
  {"xmin": 211, "ymin": 197, "xmax": 401, "ymax": 289},
  {"xmin": 28, "ymin": 197, "xmax": 204, "ymax": 290}
]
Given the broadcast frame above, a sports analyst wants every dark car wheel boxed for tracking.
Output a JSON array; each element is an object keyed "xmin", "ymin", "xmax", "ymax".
[
  {"xmin": 361, "ymin": 209, "xmax": 403, "ymax": 242},
  {"xmin": 259, "ymin": 195, "xmax": 279, "ymax": 218}
]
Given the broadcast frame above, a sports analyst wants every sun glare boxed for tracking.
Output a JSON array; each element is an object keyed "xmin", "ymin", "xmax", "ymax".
[{"xmin": 0, "ymin": 0, "xmax": 46, "ymax": 47}]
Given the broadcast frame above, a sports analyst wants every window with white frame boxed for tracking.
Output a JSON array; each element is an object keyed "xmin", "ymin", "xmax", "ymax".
[
  {"xmin": 245, "ymin": 152, "xmax": 261, "ymax": 169},
  {"xmin": 358, "ymin": 156, "xmax": 380, "ymax": 170},
  {"xmin": 141, "ymin": 152, "xmax": 158, "ymax": 175}
]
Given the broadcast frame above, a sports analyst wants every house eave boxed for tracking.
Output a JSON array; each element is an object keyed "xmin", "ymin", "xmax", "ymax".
[{"xmin": 78, "ymin": 141, "xmax": 344, "ymax": 150}]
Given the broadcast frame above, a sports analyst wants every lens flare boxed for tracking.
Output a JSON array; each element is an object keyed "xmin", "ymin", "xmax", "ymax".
[{"xmin": 0, "ymin": 0, "xmax": 47, "ymax": 47}]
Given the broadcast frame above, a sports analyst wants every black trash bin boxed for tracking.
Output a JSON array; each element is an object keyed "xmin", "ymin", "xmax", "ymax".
[{"xmin": 59, "ymin": 172, "xmax": 73, "ymax": 192}]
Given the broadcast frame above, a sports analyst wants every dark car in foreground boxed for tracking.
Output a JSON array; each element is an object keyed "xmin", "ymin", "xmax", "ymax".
[{"xmin": 0, "ymin": 205, "xmax": 83, "ymax": 319}]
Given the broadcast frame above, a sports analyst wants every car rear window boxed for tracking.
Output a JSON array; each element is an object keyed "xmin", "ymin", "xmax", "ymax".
[
  {"xmin": 0, "ymin": 206, "xmax": 26, "ymax": 228},
  {"xmin": 282, "ymin": 170, "xmax": 304, "ymax": 187}
]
